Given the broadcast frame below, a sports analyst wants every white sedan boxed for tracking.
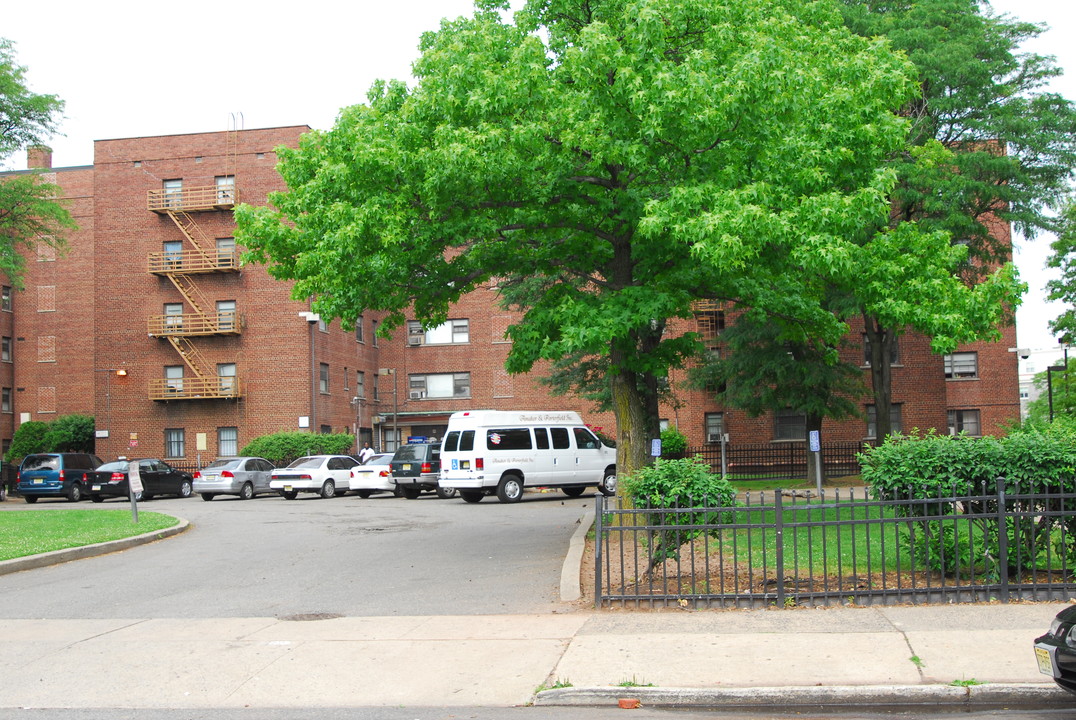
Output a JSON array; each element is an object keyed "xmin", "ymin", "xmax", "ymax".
[
  {"xmin": 270, "ymin": 455, "xmax": 359, "ymax": 499},
  {"xmin": 348, "ymin": 453, "xmax": 402, "ymax": 498}
]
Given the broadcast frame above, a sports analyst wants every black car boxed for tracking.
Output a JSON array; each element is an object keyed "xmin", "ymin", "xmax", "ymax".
[
  {"xmin": 87, "ymin": 458, "xmax": 194, "ymax": 502},
  {"xmin": 389, "ymin": 441, "xmax": 454, "ymax": 499},
  {"xmin": 1035, "ymin": 605, "xmax": 1076, "ymax": 694}
]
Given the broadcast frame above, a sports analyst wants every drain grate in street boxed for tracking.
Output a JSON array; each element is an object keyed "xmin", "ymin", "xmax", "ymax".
[{"xmin": 279, "ymin": 612, "xmax": 344, "ymax": 622}]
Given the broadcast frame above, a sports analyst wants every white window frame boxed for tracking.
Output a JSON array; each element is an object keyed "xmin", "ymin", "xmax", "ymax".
[
  {"xmin": 948, "ymin": 409, "xmax": 981, "ymax": 436},
  {"xmin": 218, "ymin": 427, "xmax": 238, "ymax": 456},
  {"xmin": 407, "ymin": 319, "xmax": 470, "ymax": 345},
  {"xmin": 944, "ymin": 352, "xmax": 978, "ymax": 379},
  {"xmin": 408, "ymin": 372, "xmax": 471, "ymax": 399},
  {"xmin": 705, "ymin": 413, "xmax": 724, "ymax": 443},
  {"xmin": 866, "ymin": 403, "xmax": 903, "ymax": 439},
  {"xmin": 165, "ymin": 428, "xmax": 185, "ymax": 458},
  {"xmin": 774, "ymin": 410, "xmax": 806, "ymax": 442}
]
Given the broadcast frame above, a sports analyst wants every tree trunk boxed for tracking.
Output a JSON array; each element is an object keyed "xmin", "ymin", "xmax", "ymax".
[
  {"xmin": 863, "ymin": 314, "xmax": 895, "ymax": 441},
  {"xmin": 610, "ymin": 364, "xmax": 651, "ymax": 502}
]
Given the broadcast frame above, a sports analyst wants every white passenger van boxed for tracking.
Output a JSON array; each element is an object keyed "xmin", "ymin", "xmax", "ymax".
[{"xmin": 439, "ymin": 410, "xmax": 617, "ymax": 503}]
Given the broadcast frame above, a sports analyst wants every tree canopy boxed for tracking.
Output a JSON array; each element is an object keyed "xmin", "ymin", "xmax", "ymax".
[
  {"xmin": 237, "ymin": 0, "xmax": 1007, "ymax": 478},
  {"xmin": 0, "ymin": 38, "xmax": 72, "ymax": 285}
]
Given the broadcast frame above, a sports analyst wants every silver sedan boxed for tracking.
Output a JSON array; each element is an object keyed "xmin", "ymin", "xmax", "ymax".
[{"xmin": 194, "ymin": 457, "xmax": 276, "ymax": 501}]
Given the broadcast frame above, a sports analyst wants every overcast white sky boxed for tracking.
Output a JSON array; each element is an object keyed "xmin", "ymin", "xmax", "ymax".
[{"xmin": 2, "ymin": 0, "xmax": 1072, "ymax": 352}]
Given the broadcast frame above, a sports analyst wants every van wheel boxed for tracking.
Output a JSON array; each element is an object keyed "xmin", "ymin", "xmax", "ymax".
[
  {"xmin": 497, "ymin": 474, "xmax": 524, "ymax": 503},
  {"xmin": 436, "ymin": 485, "xmax": 457, "ymax": 499},
  {"xmin": 460, "ymin": 490, "xmax": 483, "ymax": 504},
  {"xmin": 67, "ymin": 483, "xmax": 83, "ymax": 502},
  {"xmin": 23, "ymin": 496, "xmax": 38, "ymax": 504},
  {"xmin": 562, "ymin": 486, "xmax": 586, "ymax": 498}
]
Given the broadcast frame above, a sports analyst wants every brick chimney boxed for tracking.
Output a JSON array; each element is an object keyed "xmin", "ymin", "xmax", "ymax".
[{"xmin": 27, "ymin": 145, "xmax": 52, "ymax": 170}]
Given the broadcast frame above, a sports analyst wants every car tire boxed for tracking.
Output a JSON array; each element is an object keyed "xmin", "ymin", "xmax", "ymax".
[
  {"xmin": 282, "ymin": 490, "xmax": 299, "ymax": 500},
  {"xmin": 599, "ymin": 468, "xmax": 617, "ymax": 497},
  {"xmin": 320, "ymin": 480, "xmax": 336, "ymax": 499},
  {"xmin": 136, "ymin": 492, "xmax": 146, "ymax": 501},
  {"xmin": 357, "ymin": 490, "xmax": 373, "ymax": 499},
  {"xmin": 178, "ymin": 480, "xmax": 193, "ymax": 499},
  {"xmin": 562, "ymin": 486, "xmax": 586, "ymax": 498},
  {"xmin": 402, "ymin": 487, "xmax": 421, "ymax": 500},
  {"xmin": 392, "ymin": 485, "xmax": 405, "ymax": 498},
  {"xmin": 90, "ymin": 495, "xmax": 103, "ymax": 503},
  {"xmin": 23, "ymin": 495, "xmax": 38, "ymax": 504},
  {"xmin": 239, "ymin": 483, "xmax": 254, "ymax": 500},
  {"xmin": 67, "ymin": 483, "xmax": 83, "ymax": 502},
  {"xmin": 496, "ymin": 474, "xmax": 524, "ymax": 503},
  {"xmin": 436, "ymin": 485, "xmax": 457, "ymax": 500},
  {"xmin": 200, "ymin": 493, "xmax": 214, "ymax": 502},
  {"xmin": 460, "ymin": 490, "xmax": 483, "ymax": 504}
]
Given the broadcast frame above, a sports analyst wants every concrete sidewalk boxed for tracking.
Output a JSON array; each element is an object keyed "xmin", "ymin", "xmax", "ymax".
[{"xmin": 0, "ymin": 604, "xmax": 1070, "ymax": 709}]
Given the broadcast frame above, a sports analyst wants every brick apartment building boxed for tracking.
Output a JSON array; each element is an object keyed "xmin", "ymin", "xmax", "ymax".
[{"xmin": 0, "ymin": 126, "xmax": 1020, "ymax": 465}]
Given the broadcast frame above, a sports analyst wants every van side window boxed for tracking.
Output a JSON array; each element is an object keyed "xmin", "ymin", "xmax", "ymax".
[
  {"xmin": 573, "ymin": 427, "xmax": 600, "ymax": 450},
  {"xmin": 535, "ymin": 428, "xmax": 550, "ymax": 450},
  {"xmin": 550, "ymin": 427, "xmax": 571, "ymax": 450},
  {"xmin": 487, "ymin": 428, "xmax": 532, "ymax": 450},
  {"xmin": 444, "ymin": 431, "xmax": 460, "ymax": 452},
  {"xmin": 460, "ymin": 430, "xmax": 475, "ymax": 451}
]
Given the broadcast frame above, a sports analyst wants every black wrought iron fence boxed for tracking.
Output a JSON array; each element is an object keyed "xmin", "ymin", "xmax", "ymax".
[
  {"xmin": 685, "ymin": 441, "xmax": 868, "ymax": 481},
  {"xmin": 594, "ymin": 478, "xmax": 1076, "ymax": 608}
]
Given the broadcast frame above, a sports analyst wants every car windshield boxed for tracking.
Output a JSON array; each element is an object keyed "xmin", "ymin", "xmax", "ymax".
[
  {"xmin": 393, "ymin": 445, "xmax": 425, "ymax": 461},
  {"xmin": 205, "ymin": 459, "xmax": 241, "ymax": 470},
  {"xmin": 96, "ymin": 461, "xmax": 129, "ymax": 472},
  {"xmin": 286, "ymin": 456, "xmax": 325, "ymax": 469},
  {"xmin": 21, "ymin": 455, "xmax": 59, "ymax": 471}
]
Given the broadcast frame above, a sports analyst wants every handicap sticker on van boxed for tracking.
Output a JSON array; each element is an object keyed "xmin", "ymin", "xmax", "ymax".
[{"xmin": 452, "ymin": 459, "xmax": 459, "ymax": 470}]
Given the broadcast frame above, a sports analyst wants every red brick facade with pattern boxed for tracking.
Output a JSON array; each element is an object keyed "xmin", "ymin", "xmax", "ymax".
[{"xmin": 0, "ymin": 127, "xmax": 1020, "ymax": 463}]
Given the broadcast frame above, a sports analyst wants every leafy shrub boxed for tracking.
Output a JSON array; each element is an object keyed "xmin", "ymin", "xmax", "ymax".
[
  {"xmin": 659, "ymin": 426, "xmax": 688, "ymax": 457},
  {"xmin": 240, "ymin": 432, "xmax": 355, "ymax": 465},
  {"xmin": 4, "ymin": 421, "xmax": 50, "ymax": 464},
  {"xmin": 42, "ymin": 414, "xmax": 96, "ymax": 453},
  {"xmin": 621, "ymin": 457, "xmax": 737, "ymax": 572}
]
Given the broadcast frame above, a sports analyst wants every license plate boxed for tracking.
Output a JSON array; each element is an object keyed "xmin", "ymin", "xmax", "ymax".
[
  {"xmin": 92, "ymin": 485, "xmax": 101, "ymax": 491},
  {"xmin": 402, "ymin": 464, "xmax": 412, "ymax": 470},
  {"xmin": 284, "ymin": 485, "xmax": 293, "ymax": 491},
  {"xmin": 204, "ymin": 474, "xmax": 218, "ymax": 481},
  {"xmin": 461, "ymin": 460, "xmax": 470, "ymax": 470},
  {"xmin": 1036, "ymin": 646, "xmax": 1056, "ymax": 676},
  {"xmin": 33, "ymin": 479, "xmax": 43, "ymax": 484}
]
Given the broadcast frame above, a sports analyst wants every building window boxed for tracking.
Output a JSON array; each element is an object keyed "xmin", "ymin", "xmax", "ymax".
[
  {"xmin": 948, "ymin": 409, "xmax": 981, "ymax": 436},
  {"xmin": 1, "ymin": 388, "xmax": 10, "ymax": 413},
  {"xmin": 944, "ymin": 352, "xmax": 978, "ymax": 379},
  {"xmin": 407, "ymin": 319, "xmax": 470, "ymax": 345},
  {"xmin": 695, "ymin": 309, "xmax": 725, "ymax": 347},
  {"xmin": 320, "ymin": 363, "xmax": 330, "ymax": 394},
  {"xmin": 862, "ymin": 334, "xmax": 900, "ymax": 366},
  {"xmin": 1, "ymin": 286, "xmax": 11, "ymax": 312},
  {"xmin": 218, "ymin": 427, "xmax": 238, "ymax": 456},
  {"xmin": 215, "ymin": 175, "xmax": 235, "ymax": 203},
  {"xmin": 355, "ymin": 315, "xmax": 364, "ymax": 343},
  {"xmin": 344, "ymin": 367, "xmax": 350, "ymax": 391},
  {"xmin": 372, "ymin": 320, "xmax": 379, "ymax": 347},
  {"xmin": 356, "ymin": 371, "xmax": 365, "ymax": 398},
  {"xmin": 866, "ymin": 404, "xmax": 903, "ymax": 439},
  {"xmin": 382, "ymin": 427, "xmax": 399, "ymax": 453},
  {"xmin": 216, "ymin": 237, "xmax": 236, "ymax": 267},
  {"xmin": 373, "ymin": 373, "xmax": 380, "ymax": 402},
  {"xmin": 1, "ymin": 337, "xmax": 11, "ymax": 363},
  {"xmin": 217, "ymin": 363, "xmax": 236, "ymax": 394},
  {"xmin": 165, "ymin": 428, "xmax": 185, "ymax": 458},
  {"xmin": 163, "ymin": 240, "xmax": 183, "ymax": 268},
  {"xmin": 318, "ymin": 317, "xmax": 328, "ymax": 333},
  {"xmin": 774, "ymin": 410, "xmax": 806, "ymax": 441},
  {"xmin": 216, "ymin": 300, "xmax": 236, "ymax": 331},
  {"xmin": 705, "ymin": 413, "xmax": 724, "ymax": 443},
  {"xmin": 407, "ymin": 372, "xmax": 471, "ymax": 400},
  {"xmin": 165, "ymin": 365, "xmax": 184, "ymax": 393},
  {"xmin": 165, "ymin": 303, "xmax": 184, "ymax": 331},
  {"xmin": 163, "ymin": 179, "xmax": 182, "ymax": 207}
]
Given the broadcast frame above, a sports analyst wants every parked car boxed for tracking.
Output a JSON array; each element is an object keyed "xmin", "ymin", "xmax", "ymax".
[
  {"xmin": 1035, "ymin": 605, "xmax": 1076, "ymax": 694},
  {"xmin": 15, "ymin": 453, "xmax": 103, "ymax": 503},
  {"xmin": 87, "ymin": 458, "xmax": 194, "ymax": 502},
  {"xmin": 270, "ymin": 455, "xmax": 359, "ymax": 499},
  {"xmin": 348, "ymin": 453, "xmax": 403, "ymax": 498},
  {"xmin": 194, "ymin": 457, "xmax": 276, "ymax": 501},
  {"xmin": 390, "ymin": 441, "xmax": 454, "ymax": 499}
]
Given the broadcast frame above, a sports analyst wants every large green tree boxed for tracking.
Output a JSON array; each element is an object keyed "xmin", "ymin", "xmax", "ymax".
[
  {"xmin": 835, "ymin": 0, "xmax": 1076, "ymax": 438},
  {"xmin": 0, "ymin": 39, "xmax": 72, "ymax": 284},
  {"xmin": 237, "ymin": 0, "xmax": 924, "ymax": 481},
  {"xmin": 1047, "ymin": 201, "xmax": 1076, "ymax": 342}
]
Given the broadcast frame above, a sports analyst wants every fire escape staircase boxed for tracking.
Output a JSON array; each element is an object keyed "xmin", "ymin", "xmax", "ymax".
[{"xmin": 147, "ymin": 183, "xmax": 242, "ymax": 401}]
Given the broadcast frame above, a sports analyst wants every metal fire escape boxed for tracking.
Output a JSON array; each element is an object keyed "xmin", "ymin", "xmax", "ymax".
[{"xmin": 146, "ymin": 183, "xmax": 243, "ymax": 401}]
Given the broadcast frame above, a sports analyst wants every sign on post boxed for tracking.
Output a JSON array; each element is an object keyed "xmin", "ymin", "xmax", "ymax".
[{"xmin": 127, "ymin": 460, "xmax": 143, "ymax": 523}]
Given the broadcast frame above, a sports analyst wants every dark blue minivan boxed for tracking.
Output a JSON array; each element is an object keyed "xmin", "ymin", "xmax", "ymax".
[{"xmin": 16, "ymin": 453, "xmax": 104, "ymax": 503}]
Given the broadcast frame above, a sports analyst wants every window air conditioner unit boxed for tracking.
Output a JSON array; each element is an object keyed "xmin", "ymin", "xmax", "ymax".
[
  {"xmin": 409, "ymin": 391, "xmax": 425, "ymax": 400},
  {"xmin": 408, "ymin": 334, "xmax": 424, "ymax": 346},
  {"xmin": 707, "ymin": 433, "xmax": 722, "ymax": 443}
]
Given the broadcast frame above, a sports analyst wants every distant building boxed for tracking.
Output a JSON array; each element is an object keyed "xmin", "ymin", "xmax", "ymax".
[{"xmin": 0, "ymin": 127, "xmax": 1022, "ymax": 463}]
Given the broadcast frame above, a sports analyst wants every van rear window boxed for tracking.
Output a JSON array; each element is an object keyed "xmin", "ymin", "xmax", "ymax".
[
  {"xmin": 444, "ymin": 431, "xmax": 459, "ymax": 452},
  {"xmin": 486, "ymin": 428, "xmax": 532, "ymax": 450}
]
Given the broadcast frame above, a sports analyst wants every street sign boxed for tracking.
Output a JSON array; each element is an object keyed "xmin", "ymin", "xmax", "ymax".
[
  {"xmin": 651, "ymin": 438, "xmax": 661, "ymax": 457},
  {"xmin": 809, "ymin": 430, "xmax": 820, "ymax": 453}
]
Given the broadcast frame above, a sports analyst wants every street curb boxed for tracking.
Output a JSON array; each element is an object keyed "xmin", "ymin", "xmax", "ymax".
[
  {"xmin": 560, "ymin": 507, "xmax": 593, "ymax": 603},
  {"xmin": 0, "ymin": 516, "xmax": 190, "ymax": 576},
  {"xmin": 532, "ymin": 683, "xmax": 1073, "ymax": 708}
]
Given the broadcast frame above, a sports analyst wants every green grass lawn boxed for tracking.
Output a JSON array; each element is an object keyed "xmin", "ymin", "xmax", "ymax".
[{"xmin": 0, "ymin": 510, "xmax": 180, "ymax": 561}]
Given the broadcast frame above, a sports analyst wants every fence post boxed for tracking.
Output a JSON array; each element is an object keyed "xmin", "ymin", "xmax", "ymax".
[
  {"xmin": 996, "ymin": 476, "xmax": 1010, "ymax": 603},
  {"xmin": 594, "ymin": 493, "xmax": 605, "ymax": 609},
  {"xmin": 775, "ymin": 491, "xmax": 786, "ymax": 607}
]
